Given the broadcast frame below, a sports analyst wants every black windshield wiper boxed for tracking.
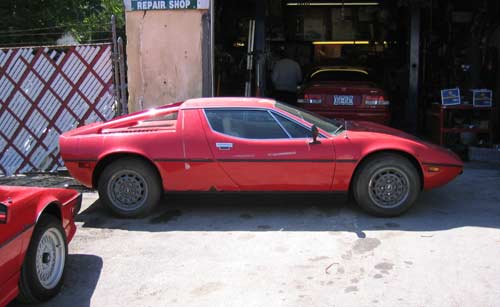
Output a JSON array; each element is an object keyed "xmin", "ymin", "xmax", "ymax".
[
  {"xmin": 333, "ymin": 124, "xmax": 344, "ymax": 135},
  {"xmin": 333, "ymin": 119, "xmax": 347, "ymax": 135}
]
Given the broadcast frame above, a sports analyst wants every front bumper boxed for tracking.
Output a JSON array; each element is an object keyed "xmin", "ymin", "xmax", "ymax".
[{"xmin": 422, "ymin": 163, "xmax": 463, "ymax": 190}]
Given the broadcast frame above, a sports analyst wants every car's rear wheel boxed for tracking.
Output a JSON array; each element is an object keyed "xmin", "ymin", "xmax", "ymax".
[
  {"xmin": 353, "ymin": 153, "xmax": 420, "ymax": 217},
  {"xmin": 98, "ymin": 157, "xmax": 161, "ymax": 218},
  {"xmin": 17, "ymin": 215, "xmax": 67, "ymax": 304}
]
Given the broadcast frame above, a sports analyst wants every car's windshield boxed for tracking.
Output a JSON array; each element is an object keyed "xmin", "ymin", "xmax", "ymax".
[{"xmin": 275, "ymin": 102, "xmax": 344, "ymax": 135}]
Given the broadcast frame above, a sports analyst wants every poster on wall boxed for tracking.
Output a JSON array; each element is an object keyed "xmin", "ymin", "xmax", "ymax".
[
  {"xmin": 124, "ymin": 0, "xmax": 209, "ymax": 11},
  {"xmin": 440, "ymin": 88, "xmax": 461, "ymax": 105},
  {"xmin": 471, "ymin": 89, "xmax": 493, "ymax": 107}
]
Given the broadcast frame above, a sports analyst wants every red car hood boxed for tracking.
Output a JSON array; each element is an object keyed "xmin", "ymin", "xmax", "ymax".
[
  {"xmin": 345, "ymin": 120, "xmax": 460, "ymax": 157},
  {"xmin": 346, "ymin": 120, "xmax": 419, "ymax": 140}
]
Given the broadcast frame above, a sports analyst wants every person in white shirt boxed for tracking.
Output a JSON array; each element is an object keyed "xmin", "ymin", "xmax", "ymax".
[{"xmin": 271, "ymin": 48, "xmax": 302, "ymax": 104}]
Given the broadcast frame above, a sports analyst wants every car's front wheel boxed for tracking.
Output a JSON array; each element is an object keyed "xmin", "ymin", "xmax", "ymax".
[
  {"xmin": 98, "ymin": 157, "xmax": 161, "ymax": 218},
  {"xmin": 353, "ymin": 153, "xmax": 420, "ymax": 217},
  {"xmin": 17, "ymin": 215, "xmax": 67, "ymax": 304}
]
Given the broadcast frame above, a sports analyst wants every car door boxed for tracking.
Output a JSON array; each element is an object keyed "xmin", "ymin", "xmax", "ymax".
[{"xmin": 203, "ymin": 108, "xmax": 336, "ymax": 191}]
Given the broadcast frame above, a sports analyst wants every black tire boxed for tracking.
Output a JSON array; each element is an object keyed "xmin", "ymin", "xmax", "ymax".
[
  {"xmin": 352, "ymin": 153, "xmax": 420, "ymax": 217},
  {"xmin": 98, "ymin": 157, "xmax": 161, "ymax": 218},
  {"xmin": 17, "ymin": 214, "xmax": 67, "ymax": 304}
]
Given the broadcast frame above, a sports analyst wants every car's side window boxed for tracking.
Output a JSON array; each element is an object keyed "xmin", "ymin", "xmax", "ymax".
[
  {"xmin": 205, "ymin": 109, "xmax": 289, "ymax": 139},
  {"xmin": 273, "ymin": 113, "xmax": 311, "ymax": 138}
]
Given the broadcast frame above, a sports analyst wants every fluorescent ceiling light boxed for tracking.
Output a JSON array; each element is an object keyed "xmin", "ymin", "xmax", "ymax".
[
  {"xmin": 287, "ymin": 2, "xmax": 379, "ymax": 6},
  {"xmin": 313, "ymin": 41, "xmax": 370, "ymax": 45}
]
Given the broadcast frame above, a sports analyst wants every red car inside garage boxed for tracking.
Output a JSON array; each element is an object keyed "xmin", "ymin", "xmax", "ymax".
[{"xmin": 297, "ymin": 67, "xmax": 391, "ymax": 125}]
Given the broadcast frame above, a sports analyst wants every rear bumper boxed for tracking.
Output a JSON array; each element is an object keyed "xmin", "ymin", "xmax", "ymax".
[
  {"xmin": 63, "ymin": 193, "xmax": 82, "ymax": 243},
  {"xmin": 65, "ymin": 221, "xmax": 77, "ymax": 243},
  {"xmin": 64, "ymin": 161, "xmax": 96, "ymax": 188},
  {"xmin": 301, "ymin": 108, "xmax": 391, "ymax": 125}
]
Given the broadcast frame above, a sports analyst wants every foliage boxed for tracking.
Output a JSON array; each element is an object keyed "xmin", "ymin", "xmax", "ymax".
[
  {"xmin": 0, "ymin": 0, "xmax": 125, "ymax": 47},
  {"xmin": 68, "ymin": 0, "xmax": 126, "ymax": 42}
]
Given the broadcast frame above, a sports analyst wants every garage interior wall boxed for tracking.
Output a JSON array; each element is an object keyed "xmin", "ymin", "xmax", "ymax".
[{"xmin": 125, "ymin": 9, "xmax": 205, "ymax": 112}]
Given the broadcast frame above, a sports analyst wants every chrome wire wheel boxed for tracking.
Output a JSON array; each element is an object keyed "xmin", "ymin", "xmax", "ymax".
[
  {"xmin": 368, "ymin": 167, "xmax": 410, "ymax": 209},
  {"xmin": 35, "ymin": 228, "xmax": 66, "ymax": 290},
  {"xmin": 107, "ymin": 170, "xmax": 149, "ymax": 212}
]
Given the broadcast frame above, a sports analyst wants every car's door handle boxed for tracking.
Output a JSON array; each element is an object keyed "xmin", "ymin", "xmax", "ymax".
[{"xmin": 216, "ymin": 142, "xmax": 233, "ymax": 150}]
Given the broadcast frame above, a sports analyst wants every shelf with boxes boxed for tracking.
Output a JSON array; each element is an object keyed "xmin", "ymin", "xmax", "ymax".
[
  {"xmin": 427, "ymin": 88, "xmax": 494, "ymax": 147},
  {"xmin": 428, "ymin": 104, "xmax": 492, "ymax": 146}
]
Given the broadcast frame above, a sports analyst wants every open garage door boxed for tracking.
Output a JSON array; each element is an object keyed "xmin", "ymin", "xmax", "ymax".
[
  {"xmin": 213, "ymin": 0, "xmax": 412, "ymax": 127},
  {"xmin": 213, "ymin": 0, "xmax": 500, "ymax": 158}
]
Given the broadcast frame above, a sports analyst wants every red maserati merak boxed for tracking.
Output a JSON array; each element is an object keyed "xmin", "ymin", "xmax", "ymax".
[
  {"xmin": 59, "ymin": 97, "xmax": 462, "ymax": 218},
  {"xmin": 0, "ymin": 186, "xmax": 81, "ymax": 306}
]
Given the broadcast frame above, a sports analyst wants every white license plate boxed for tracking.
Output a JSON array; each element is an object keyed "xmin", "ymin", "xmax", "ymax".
[{"xmin": 333, "ymin": 95, "xmax": 354, "ymax": 105}]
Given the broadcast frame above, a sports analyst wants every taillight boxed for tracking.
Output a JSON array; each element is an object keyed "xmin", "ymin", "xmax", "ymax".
[
  {"xmin": 298, "ymin": 94, "xmax": 322, "ymax": 104},
  {"xmin": 365, "ymin": 95, "xmax": 389, "ymax": 106}
]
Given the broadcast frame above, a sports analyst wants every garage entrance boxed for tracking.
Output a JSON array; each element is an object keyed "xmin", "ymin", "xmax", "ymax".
[{"xmin": 212, "ymin": 0, "xmax": 500, "ymax": 159}]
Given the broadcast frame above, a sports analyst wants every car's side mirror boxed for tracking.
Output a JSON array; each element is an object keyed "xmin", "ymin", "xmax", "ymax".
[
  {"xmin": 310, "ymin": 125, "xmax": 321, "ymax": 145},
  {"xmin": 0, "ymin": 203, "xmax": 8, "ymax": 224}
]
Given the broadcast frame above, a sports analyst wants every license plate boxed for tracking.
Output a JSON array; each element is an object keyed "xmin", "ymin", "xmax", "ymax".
[{"xmin": 333, "ymin": 95, "xmax": 354, "ymax": 105}]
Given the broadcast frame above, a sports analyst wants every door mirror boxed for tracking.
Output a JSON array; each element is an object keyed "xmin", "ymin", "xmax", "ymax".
[
  {"xmin": 0, "ymin": 203, "xmax": 7, "ymax": 224},
  {"xmin": 310, "ymin": 125, "xmax": 321, "ymax": 145}
]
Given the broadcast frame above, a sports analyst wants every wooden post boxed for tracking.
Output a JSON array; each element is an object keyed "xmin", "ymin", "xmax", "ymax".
[
  {"xmin": 111, "ymin": 15, "xmax": 122, "ymax": 115},
  {"xmin": 407, "ymin": 5, "xmax": 421, "ymax": 134},
  {"xmin": 117, "ymin": 37, "xmax": 128, "ymax": 115}
]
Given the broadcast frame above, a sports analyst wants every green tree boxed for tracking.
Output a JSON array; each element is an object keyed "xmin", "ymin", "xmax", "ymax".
[{"xmin": 0, "ymin": 0, "xmax": 125, "ymax": 47}]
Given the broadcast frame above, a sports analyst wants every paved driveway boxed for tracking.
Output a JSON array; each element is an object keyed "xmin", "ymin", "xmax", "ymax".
[{"xmin": 8, "ymin": 163, "xmax": 500, "ymax": 307}]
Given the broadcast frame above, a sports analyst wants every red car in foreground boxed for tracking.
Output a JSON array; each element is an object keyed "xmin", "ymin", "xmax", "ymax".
[
  {"xmin": 0, "ymin": 186, "xmax": 80, "ymax": 306},
  {"xmin": 297, "ymin": 67, "xmax": 391, "ymax": 125},
  {"xmin": 59, "ymin": 97, "xmax": 462, "ymax": 218}
]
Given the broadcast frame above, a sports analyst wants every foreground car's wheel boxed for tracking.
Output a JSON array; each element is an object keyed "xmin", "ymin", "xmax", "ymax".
[
  {"xmin": 98, "ymin": 158, "xmax": 161, "ymax": 218},
  {"xmin": 353, "ymin": 153, "xmax": 420, "ymax": 217},
  {"xmin": 18, "ymin": 215, "xmax": 67, "ymax": 303}
]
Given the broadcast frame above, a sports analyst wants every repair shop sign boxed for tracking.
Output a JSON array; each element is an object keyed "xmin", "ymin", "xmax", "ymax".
[{"xmin": 124, "ymin": 0, "xmax": 209, "ymax": 10}]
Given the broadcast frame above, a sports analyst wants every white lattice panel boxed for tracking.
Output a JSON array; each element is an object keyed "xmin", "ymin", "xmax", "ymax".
[{"xmin": 0, "ymin": 44, "xmax": 116, "ymax": 175}]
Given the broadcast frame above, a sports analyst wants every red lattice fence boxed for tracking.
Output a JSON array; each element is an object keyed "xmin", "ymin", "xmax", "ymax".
[{"xmin": 0, "ymin": 44, "xmax": 116, "ymax": 175}]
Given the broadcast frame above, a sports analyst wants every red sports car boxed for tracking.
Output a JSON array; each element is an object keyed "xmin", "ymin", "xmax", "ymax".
[
  {"xmin": 0, "ymin": 186, "xmax": 80, "ymax": 306},
  {"xmin": 297, "ymin": 67, "xmax": 391, "ymax": 125},
  {"xmin": 59, "ymin": 97, "xmax": 462, "ymax": 218}
]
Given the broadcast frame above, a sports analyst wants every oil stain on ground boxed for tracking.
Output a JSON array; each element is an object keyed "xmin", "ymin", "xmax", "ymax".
[
  {"xmin": 240, "ymin": 213, "xmax": 253, "ymax": 219},
  {"xmin": 344, "ymin": 286, "xmax": 358, "ymax": 293},
  {"xmin": 149, "ymin": 209, "xmax": 183, "ymax": 224},
  {"xmin": 257, "ymin": 225, "xmax": 272, "ymax": 230},
  {"xmin": 375, "ymin": 262, "xmax": 394, "ymax": 271},
  {"xmin": 385, "ymin": 222, "xmax": 400, "ymax": 228},
  {"xmin": 82, "ymin": 216, "xmax": 107, "ymax": 228},
  {"xmin": 352, "ymin": 238, "xmax": 381, "ymax": 254}
]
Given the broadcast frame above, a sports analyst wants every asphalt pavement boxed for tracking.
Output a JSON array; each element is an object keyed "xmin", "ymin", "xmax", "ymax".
[{"xmin": 5, "ymin": 162, "xmax": 500, "ymax": 307}]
